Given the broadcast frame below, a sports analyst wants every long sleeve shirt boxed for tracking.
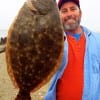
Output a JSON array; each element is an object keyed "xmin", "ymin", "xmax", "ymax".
[{"xmin": 44, "ymin": 26, "xmax": 100, "ymax": 100}]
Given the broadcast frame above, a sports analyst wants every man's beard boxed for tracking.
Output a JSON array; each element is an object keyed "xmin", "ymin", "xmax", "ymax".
[{"xmin": 63, "ymin": 18, "xmax": 81, "ymax": 31}]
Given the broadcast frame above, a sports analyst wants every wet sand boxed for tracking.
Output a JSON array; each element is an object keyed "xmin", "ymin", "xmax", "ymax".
[{"xmin": 0, "ymin": 52, "xmax": 51, "ymax": 100}]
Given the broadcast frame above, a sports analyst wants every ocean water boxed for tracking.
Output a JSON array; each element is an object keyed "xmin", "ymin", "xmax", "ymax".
[
  {"xmin": 0, "ymin": 29, "xmax": 8, "ymax": 38},
  {"xmin": 0, "ymin": 29, "xmax": 99, "ymax": 38}
]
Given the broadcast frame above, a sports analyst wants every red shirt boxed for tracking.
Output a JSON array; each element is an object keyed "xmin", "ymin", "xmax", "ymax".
[{"xmin": 56, "ymin": 33, "xmax": 86, "ymax": 100}]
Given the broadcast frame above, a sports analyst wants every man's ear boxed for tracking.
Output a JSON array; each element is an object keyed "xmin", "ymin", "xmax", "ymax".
[{"xmin": 79, "ymin": 9, "xmax": 82, "ymax": 17}]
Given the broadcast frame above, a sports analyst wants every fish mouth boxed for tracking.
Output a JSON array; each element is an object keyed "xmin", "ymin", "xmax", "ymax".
[
  {"xmin": 26, "ymin": 0, "xmax": 37, "ymax": 12},
  {"xmin": 26, "ymin": 0, "xmax": 51, "ymax": 15}
]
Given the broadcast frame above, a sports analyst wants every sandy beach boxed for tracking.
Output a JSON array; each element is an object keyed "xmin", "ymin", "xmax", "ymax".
[{"xmin": 0, "ymin": 52, "xmax": 51, "ymax": 100}]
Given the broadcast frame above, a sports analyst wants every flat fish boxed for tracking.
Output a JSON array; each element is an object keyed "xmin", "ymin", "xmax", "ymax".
[{"xmin": 6, "ymin": 0, "xmax": 64, "ymax": 99}]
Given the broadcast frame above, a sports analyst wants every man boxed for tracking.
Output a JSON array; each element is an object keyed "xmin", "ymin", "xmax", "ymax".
[{"xmin": 45, "ymin": 0, "xmax": 100, "ymax": 100}]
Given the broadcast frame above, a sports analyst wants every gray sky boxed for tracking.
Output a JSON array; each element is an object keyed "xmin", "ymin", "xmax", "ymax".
[
  {"xmin": 80, "ymin": 0, "xmax": 100, "ymax": 32},
  {"xmin": 0, "ymin": 0, "xmax": 100, "ymax": 32},
  {"xmin": 0, "ymin": 0, "xmax": 25, "ymax": 30}
]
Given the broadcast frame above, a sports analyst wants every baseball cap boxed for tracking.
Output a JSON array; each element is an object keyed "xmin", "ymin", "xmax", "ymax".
[{"xmin": 58, "ymin": 0, "xmax": 80, "ymax": 9}]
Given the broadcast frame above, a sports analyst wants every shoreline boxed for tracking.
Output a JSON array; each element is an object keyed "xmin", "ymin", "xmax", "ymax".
[{"xmin": 0, "ymin": 52, "xmax": 50, "ymax": 100}]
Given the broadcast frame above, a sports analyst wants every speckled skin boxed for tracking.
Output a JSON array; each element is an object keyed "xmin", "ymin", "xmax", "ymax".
[{"xmin": 6, "ymin": 0, "xmax": 64, "ymax": 99}]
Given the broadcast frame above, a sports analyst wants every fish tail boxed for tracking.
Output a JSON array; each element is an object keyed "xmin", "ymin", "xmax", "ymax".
[{"xmin": 15, "ymin": 89, "xmax": 31, "ymax": 100}]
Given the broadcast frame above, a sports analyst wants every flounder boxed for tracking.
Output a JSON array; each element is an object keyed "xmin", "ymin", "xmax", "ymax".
[{"xmin": 6, "ymin": 0, "xmax": 64, "ymax": 99}]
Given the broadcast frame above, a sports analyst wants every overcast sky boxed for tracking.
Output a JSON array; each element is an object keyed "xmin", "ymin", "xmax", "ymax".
[{"xmin": 0, "ymin": 0, "xmax": 100, "ymax": 32}]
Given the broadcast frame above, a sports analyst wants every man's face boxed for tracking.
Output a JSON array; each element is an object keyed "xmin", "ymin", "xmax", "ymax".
[{"xmin": 60, "ymin": 2, "xmax": 82, "ymax": 31}]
